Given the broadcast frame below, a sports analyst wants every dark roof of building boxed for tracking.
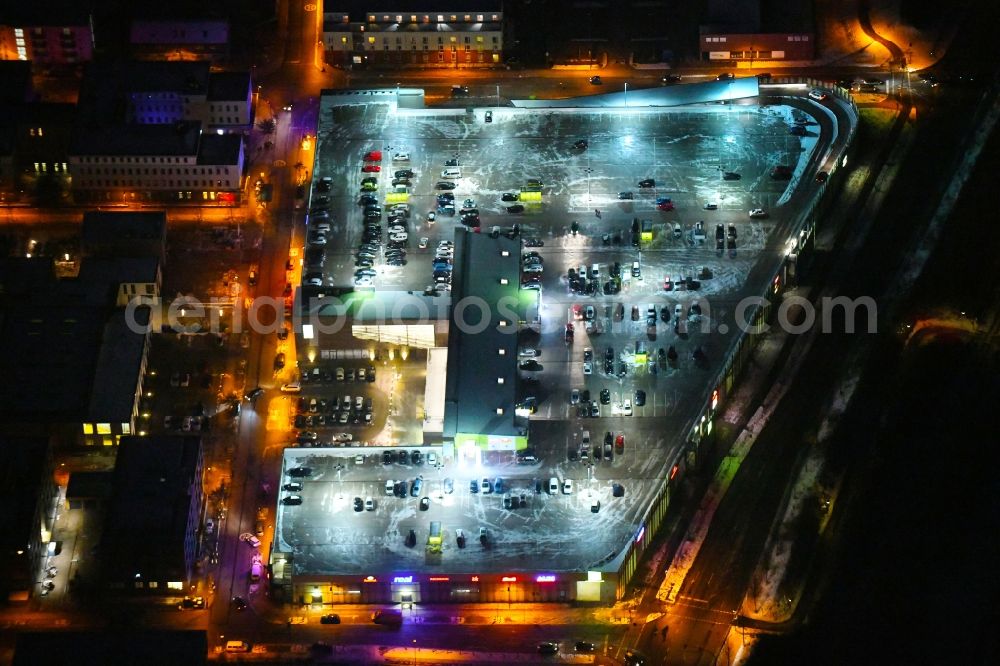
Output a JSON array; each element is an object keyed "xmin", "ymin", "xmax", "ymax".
[
  {"xmin": 101, "ymin": 436, "xmax": 202, "ymax": 583},
  {"xmin": 13, "ymin": 630, "xmax": 208, "ymax": 666},
  {"xmin": 66, "ymin": 471, "xmax": 114, "ymax": 501},
  {"xmin": 75, "ymin": 61, "xmax": 210, "ymax": 128},
  {"xmin": 0, "ymin": 4, "xmax": 92, "ymax": 27},
  {"xmin": 196, "ymin": 133, "xmax": 243, "ymax": 164},
  {"xmin": 81, "ymin": 211, "xmax": 167, "ymax": 251},
  {"xmin": 335, "ymin": 1, "xmax": 501, "ymax": 18},
  {"xmin": 0, "ymin": 302, "xmax": 105, "ymax": 422},
  {"xmin": 0, "ymin": 61, "xmax": 34, "ymax": 106},
  {"xmin": 0, "ymin": 257, "xmax": 153, "ymax": 423},
  {"xmin": 0, "ymin": 438, "xmax": 49, "ymax": 552},
  {"xmin": 208, "ymin": 72, "xmax": 251, "ymax": 101},
  {"xmin": 70, "ymin": 120, "xmax": 202, "ymax": 157},
  {"xmin": 72, "ymin": 256, "xmax": 161, "ymax": 305},
  {"xmin": 443, "ymin": 231, "xmax": 523, "ymax": 438},
  {"xmin": 88, "ymin": 309, "xmax": 150, "ymax": 422}
]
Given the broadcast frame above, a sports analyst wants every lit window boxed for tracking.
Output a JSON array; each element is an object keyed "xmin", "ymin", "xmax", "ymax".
[
  {"xmin": 499, "ymin": 321, "xmax": 508, "ymax": 327},
  {"xmin": 368, "ymin": 36, "xmax": 375, "ymax": 44},
  {"xmin": 166, "ymin": 581, "xmax": 184, "ymax": 590},
  {"xmin": 437, "ymin": 15, "xmax": 444, "ymax": 22},
  {"xmin": 342, "ymin": 37, "xmax": 347, "ymax": 44},
  {"xmin": 96, "ymin": 423, "xmax": 111, "ymax": 435},
  {"xmin": 122, "ymin": 423, "xmax": 131, "ymax": 434},
  {"xmin": 497, "ymin": 378, "xmax": 504, "ymax": 384},
  {"xmin": 477, "ymin": 15, "xmax": 484, "ymax": 21},
  {"xmin": 450, "ymin": 36, "xmax": 457, "ymax": 43},
  {"xmin": 500, "ymin": 278, "xmax": 508, "ymax": 285},
  {"xmin": 501, "ymin": 250, "xmax": 509, "ymax": 256},
  {"xmin": 82, "ymin": 424, "xmax": 93, "ymax": 434}
]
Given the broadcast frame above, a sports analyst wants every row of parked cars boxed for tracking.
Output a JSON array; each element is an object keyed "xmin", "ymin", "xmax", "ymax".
[{"xmin": 293, "ymin": 394, "xmax": 374, "ymax": 429}]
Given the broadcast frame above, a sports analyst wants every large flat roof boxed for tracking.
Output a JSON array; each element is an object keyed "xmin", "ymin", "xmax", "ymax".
[
  {"xmin": 276, "ymin": 447, "xmax": 654, "ymax": 577},
  {"xmin": 0, "ymin": 438, "xmax": 49, "ymax": 553},
  {"xmin": 443, "ymin": 232, "xmax": 522, "ymax": 439}
]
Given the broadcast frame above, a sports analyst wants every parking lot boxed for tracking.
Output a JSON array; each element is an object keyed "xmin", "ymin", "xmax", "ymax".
[{"xmin": 289, "ymin": 95, "xmax": 816, "ymax": 574}]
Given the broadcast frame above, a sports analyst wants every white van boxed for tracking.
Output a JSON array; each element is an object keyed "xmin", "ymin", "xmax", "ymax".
[
  {"xmin": 441, "ymin": 168, "xmax": 462, "ymax": 179},
  {"xmin": 582, "ymin": 430, "xmax": 591, "ymax": 445},
  {"xmin": 226, "ymin": 641, "xmax": 250, "ymax": 653}
]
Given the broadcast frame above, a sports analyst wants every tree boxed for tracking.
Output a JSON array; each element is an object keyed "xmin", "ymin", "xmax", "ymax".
[{"xmin": 257, "ymin": 118, "xmax": 276, "ymax": 134}]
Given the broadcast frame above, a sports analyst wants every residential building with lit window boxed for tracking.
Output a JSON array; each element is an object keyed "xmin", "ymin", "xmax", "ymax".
[
  {"xmin": 322, "ymin": 2, "xmax": 503, "ymax": 68},
  {"xmin": 0, "ymin": 6, "xmax": 94, "ymax": 66},
  {"xmin": 67, "ymin": 61, "xmax": 249, "ymax": 204},
  {"xmin": 100, "ymin": 435, "xmax": 204, "ymax": 595}
]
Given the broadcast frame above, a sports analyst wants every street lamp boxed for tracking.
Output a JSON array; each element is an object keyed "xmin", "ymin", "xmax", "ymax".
[
  {"xmin": 412, "ymin": 639, "xmax": 417, "ymax": 666},
  {"xmin": 496, "ymin": 84, "xmax": 500, "ymax": 110},
  {"xmin": 624, "ymin": 82, "xmax": 628, "ymax": 109}
]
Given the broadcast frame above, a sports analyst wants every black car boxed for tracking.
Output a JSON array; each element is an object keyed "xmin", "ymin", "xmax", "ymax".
[
  {"xmin": 604, "ymin": 359, "xmax": 614, "ymax": 374},
  {"xmin": 538, "ymin": 642, "xmax": 559, "ymax": 655},
  {"xmin": 574, "ymin": 139, "xmax": 588, "ymax": 149},
  {"xmin": 232, "ymin": 596, "xmax": 248, "ymax": 611},
  {"xmin": 507, "ymin": 204, "xmax": 525, "ymax": 214},
  {"xmin": 660, "ymin": 306, "xmax": 670, "ymax": 322},
  {"xmin": 501, "ymin": 192, "xmax": 519, "ymax": 202},
  {"xmin": 419, "ymin": 497, "xmax": 430, "ymax": 511},
  {"xmin": 445, "ymin": 158, "xmax": 460, "ymax": 166},
  {"xmin": 394, "ymin": 169, "xmax": 414, "ymax": 178},
  {"xmin": 288, "ymin": 466, "xmax": 312, "ymax": 477},
  {"xmin": 638, "ymin": 178, "xmax": 656, "ymax": 188},
  {"xmin": 435, "ymin": 181, "xmax": 457, "ymax": 190},
  {"xmin": 600, "ymin": 389, "xmax": 611, "ymax": 404},
  {"xmin": 470, "ymin": 479, "xmax": 479, "ymax": 493},
  {"xmin": 618, "ymin": 191, "xmax": 634, "ymax": 199},
  {"xmin": 661, "ymin": 74, "xmax": 682, "ymax": 84},
  {"xmin": 723, "ymin": 171, "xmax": 741, "ymax": 180},
  {"xmin": 386, "ymin": 257, "xmax": 407, "ymax": 266},
  {"xmin": 394, "ymin": 481, "xmax": 407, "ymax": 497},
  {"xmin": 575, "ymin": 641, "xmax": 596, "ymax": 653},
  {"xmin": 410, "ymin": 450, "xmax": 423, "ymax": 465},
  {"xmin": 320, "ymin": 614, "xmax": 341, "ymax": 624},
  {"xmin": 405, "ymin": 529, "xmax": 417, "ymax": 547},
  {"xmin": 635, "ymin": 389, "xmax": 647, "ymax": 406},
  {"xmin": 523, "ymin": 237, "xmax": 543, "ymax": 247},
  {"xmin": 353, "ymin": 497, "xmax": 363, "ymax": 511},
  {"xmin": 437, "ymin": 192, "xmax": 455, "ymax": 202}
]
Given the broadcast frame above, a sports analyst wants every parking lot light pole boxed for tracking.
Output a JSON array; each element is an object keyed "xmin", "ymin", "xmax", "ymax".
[
  {"xmin": 624, "ymin": 82, "xmax": 628, "ymax": 109},
  {"xmin": 496, "ymin": 85, "xmax": 500, "ymax": 109}
]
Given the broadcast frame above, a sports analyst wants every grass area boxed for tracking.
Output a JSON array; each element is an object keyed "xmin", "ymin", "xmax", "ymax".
[{"xmin": 858, "ymin": 106, "xmax": 899, "ymax": 141}]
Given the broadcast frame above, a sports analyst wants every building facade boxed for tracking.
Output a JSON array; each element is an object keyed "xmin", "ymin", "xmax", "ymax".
[
  {"xmin": 699, "ymin": 30, "xmax": 815, "ymax": 62},
  {"xmin": 322, "ymin": 3, "xmax": 503, "ymax": 68},
  {"xmin": 129, "ymin": 19, "xmax": 230, "ymax": 62},
  {"xmin": 0, "ymin": 9, "xmax": 94, "ymax": 65}
]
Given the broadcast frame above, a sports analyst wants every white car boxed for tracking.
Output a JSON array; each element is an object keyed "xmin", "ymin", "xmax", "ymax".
[
  {"xmin": 621, "ymin": 400, "xmax": 633, "ymax": 416},
  {"xmin": 519, "ymin": 348, "xmax": 540, "ymax": 357},
  {"xmin": 749, "ymin": 208, "xmax": 768, "ymax": 219},
  {"xmin": 239, "ymin": 533, "xmax": 261, "ymax": 548},
  {"xmin": 418, "ymin": 237, "xmax": 429, "ymax": 249},
  {"xmin": 364, "ymin": 497, "xmax": 375, "ymax": 511},
  {"xmin": 389, "ymin": 234, "xmax": 408, "ymax": 242},
  {"xmin": 583, "ymin": 361, "xmax": 593, "ymax": 375},
  {"xmin": 354, "ymin": 276, "xmax": 375, "ymax": 287},
  {"xmin": 393, "ymin": 152, "xmax": 410, "ymax": 162},
  {"xmin": 562, "ymin": 479, "xmax": 573, "ymax": 494},
  {"xmin": 703, "ymin": 202, "xmax": 719, "ymax": 210},
  {"xmin": 333, "ymin": 432, "xmax": 353, "ymax": 442},
  {"xmin": 523, "ymin": 264, "xmax": 544, "ymax": 273},
  {"xmin": 548, "ymin": 477, "xmax": 560, "ymax": 494},
  {"xmin": 385, "ymin": 480, "xmax": 394, "ymax": 495},
  {"xmin": 427, "ymin": 211, "xmax": 436, "ymax": 222}
]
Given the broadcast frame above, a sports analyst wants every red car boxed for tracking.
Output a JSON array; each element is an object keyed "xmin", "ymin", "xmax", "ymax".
[
  {"xmin": 615, "ymin": 433, "xmax": 625, "ymax": 454},
  {"xmin": 362, "ymin": 164, "xmax": 381, "ymax": 173},
  {"xmin": 658, "ymin": 202, "xmax": 675, "ymax": 211},
  {"xmin": 363, "ymin": 150, "xmax": 382, "ymax": 162}
]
